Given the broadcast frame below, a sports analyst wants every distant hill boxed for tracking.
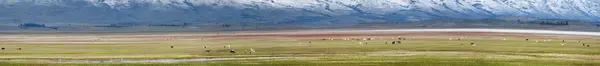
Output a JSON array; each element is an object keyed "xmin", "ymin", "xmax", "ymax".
[{"xmin": 1, "ymin": 18, "xmax": 599, "ymax": 32}]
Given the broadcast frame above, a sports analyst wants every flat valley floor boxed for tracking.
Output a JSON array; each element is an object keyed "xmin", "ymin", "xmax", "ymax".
[{"xmin": 0, "ymin": 29, "xmax": 599, "ymax": 66}]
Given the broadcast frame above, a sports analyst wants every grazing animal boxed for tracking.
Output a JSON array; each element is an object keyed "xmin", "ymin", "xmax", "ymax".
[
  {"xmin": 230, "ymin": 49, "xmax": 236, "ymax": 54},
  {"xmin": 471, "ymin": 43, "xmax": 476, "ymax": 46},
  {"xmin": 170, "ymin": 46, "xmax": 174, "ymax": 48},
  {"xmin": 526, "ymin": 39, "xmax": 529, "ymax": 41},
  {"xmin": 396, "ymin": 41, "xmax": 402, "ymax": 44},
  {"xmin": 17, "ymin": 48, "xmax": 21, "ymax": 50},
  {"xmin": 205, "ymin": 50, "xmax": 211, "ymax": 52},
  {"xmin": 203, "ymin": 46, "xmax": 209, "ymax": 49},
  {"xmin": 587, "ymin": 45, "xmax": 590, "ymax": 47},
  {"xmin": 391, "ymin": 41, "xmax": 396, "ymax": 44},
  {"xmin": 249, "ymin": 48, "xmax": 256, "ymax": 54},
  {"xmin": 562, "ymin": 40, "xmax": 565, "ymax": 43},
  {"xmin": 457, "ymin": 39, "xmax": 461, "ymax": 40},
  {"xmin": 1, "ymin": 48, "xmax": 4, "ymax": 50},
  {"xmin": 460, "ymin": 44, "xmax": 464, "ymax": 45},
  {"xmin": 385, "ymin": 42, "xmax": 388, "ymax": 44},
  {"xmin": 560, "ymin": 43, "xmax": 565, "ymax": 46},
  {"xmin": 583, "ymin": 44, "xmax": 586, "ymax": 46},
  {"xmin": 224, "ymin": 45, "xmax": 231, "ymax": 48},
  {"xmin": 309, "ymin": 42, "xmax": 312, "ymax": 43}
]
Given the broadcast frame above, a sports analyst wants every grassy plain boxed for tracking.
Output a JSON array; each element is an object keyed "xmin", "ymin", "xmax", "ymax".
[{"xmin": 0, "ymin": 31, "xmax": 599, "ymax": 66}]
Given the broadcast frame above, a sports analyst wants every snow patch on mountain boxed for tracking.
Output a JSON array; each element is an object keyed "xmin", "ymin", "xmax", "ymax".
[{"xmin": 0, "ymin": 0, "xmax": 599, "ymax": 24}]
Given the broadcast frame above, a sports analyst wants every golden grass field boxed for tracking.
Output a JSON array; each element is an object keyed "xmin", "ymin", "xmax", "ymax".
[{"xmin": 0, "ymin": 29, "xmax": 599, "ymax": 66}]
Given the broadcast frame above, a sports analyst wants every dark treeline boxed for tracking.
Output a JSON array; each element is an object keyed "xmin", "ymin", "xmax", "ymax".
[
  {"xmin": 538, "ymin": 21, "xmax": 569, "ymax": 26},
  {"xmin": 95, "ymin": 23, "xmax": 193, "ymax": 28},
  {"xmin": 18, "ymin": 23, "xmax": 58, "ymax": 29}
]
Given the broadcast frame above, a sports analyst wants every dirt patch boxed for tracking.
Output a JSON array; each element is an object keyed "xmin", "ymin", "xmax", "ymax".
[
  {"xmin": 517, "ymin": 53, "xmax": 600, "ymax": 60},
  {"xmin": 367, "ymin": 50, "xmax": 474, "ymax": 56},
  {"xmin": 367, "ymin": 50, "xmax": 595, "ymax": 61}
]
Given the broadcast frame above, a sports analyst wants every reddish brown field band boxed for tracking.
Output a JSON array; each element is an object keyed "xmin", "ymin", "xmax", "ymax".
[{"xmin": 203, "ymin": 32, "xmax": 593, "ymax": 39}]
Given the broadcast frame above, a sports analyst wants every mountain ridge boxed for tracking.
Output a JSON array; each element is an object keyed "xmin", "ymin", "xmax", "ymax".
[{"xmin": 0, "ymin": 0, "xmax": 599, "ymax": 25}]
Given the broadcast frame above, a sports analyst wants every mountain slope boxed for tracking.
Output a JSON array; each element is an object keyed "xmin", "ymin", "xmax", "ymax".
[{"xmin": 0, "ymin": 0, "xmax": 599, "ymax": 25}]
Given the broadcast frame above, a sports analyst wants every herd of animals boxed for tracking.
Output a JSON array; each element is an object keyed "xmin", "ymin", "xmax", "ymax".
[
  {"xmin": 173, "ymin": 36, "xmax": 593, "ymax": 55},
  {"xmin": 0, "ymin": 36, "xmax": 593, "ymax": 55}
]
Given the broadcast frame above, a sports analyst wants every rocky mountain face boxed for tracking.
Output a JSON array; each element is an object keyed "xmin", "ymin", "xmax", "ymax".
[{"xmin": 0, "ymin": 0, "xmax": 599, "ymax": 25}]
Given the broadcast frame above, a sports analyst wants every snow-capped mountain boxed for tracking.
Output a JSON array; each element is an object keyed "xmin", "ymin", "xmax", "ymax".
[{"xmin": 0, "ymin": 0, "xmax": 599, "ymax": 25}]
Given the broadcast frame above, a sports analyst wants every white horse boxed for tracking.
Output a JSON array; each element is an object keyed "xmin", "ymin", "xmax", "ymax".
[
  {"xmin": 250, "ymin": 48, "xmax": 256, "ymax": 54},
  {"xmin": 224, "ymin": 45, "xmax": 231, "ymax": 48}
]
